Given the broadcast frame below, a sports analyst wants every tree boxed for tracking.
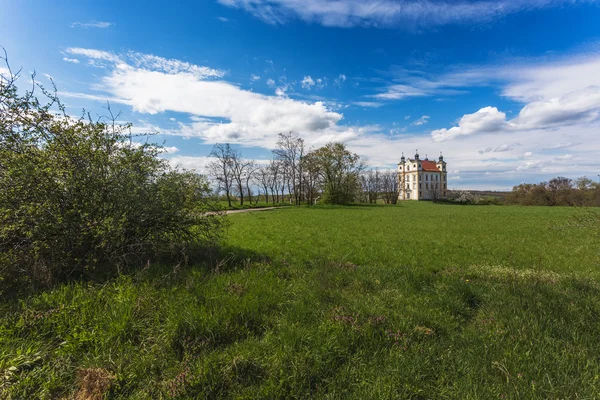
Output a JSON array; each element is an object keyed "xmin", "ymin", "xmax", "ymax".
[
  {"xmin": 306, "ymin": 142, "xmax": 365, "ymax": 205},
  {"xmin": 208, "ymin": 143, "xmax": 235, "ymax": 207},
  {"xmin": 273, "ymin": 132, "xmax": 305, "ymax": 205},
  {"xmin": 243, "ymin": 160, "xmax": 258, "ymax": 204},
  {"xmin": 257, "ymin": 165, "xmax": 272, "ymax": 204},
  {"xmin": 0, "ymin": 56, "xmax": 225, "ymax": 289},
  {"xmin": 361, "ymin": 169, "xmax": 380, "ymax": 204},
  {"xmin": 302, "ymin": 153, "xmax": 322, "ymax": 205},
  {"xmin": 546, "ymin": 176, "xmax": 573, "ymax": 206},
  {"xmin": 426, "ymin": 181, "xmax": 442, "ymax": 203},
  {"xmin": 380, "ymin": 170, "xmax": 399, "ymax": 204}
]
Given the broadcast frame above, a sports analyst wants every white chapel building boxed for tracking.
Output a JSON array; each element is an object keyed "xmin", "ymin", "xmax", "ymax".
[{"xmin": 398, "ymin": 151, "xmax": 447, "ymax": 201}]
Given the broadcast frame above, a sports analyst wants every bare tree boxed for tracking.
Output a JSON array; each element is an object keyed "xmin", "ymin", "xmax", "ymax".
[
  {"xmin": 257, "ymin": 165, "xmax": 272, "ymax": 204},
  {"xmin": 230, "ymin": 152, "xmax": 254, "ymax": 206},
  {"xmin": 426, "ymin": 181, "xmax": 442, "ymax": 203},
  {"xmin": 273, "ymin": 132, "xmax": 305, "ymax": 205},
  {"xmin": 361, "ymin": 169, "xmax": 380, "ymax": 204},
  {"xmin": 269, "ymin": 160, "xmax": 281, "ymax": 203},
  {"xmin": 243, "ymin": 160, "xmax": 258, "ymax": 205},
  {"xmin": 380, "ymin": 170, "xmax": 399, "ymax": 204},
  {"xmin": 208, "ymin": 143, "xmax": 235, "ymax": 208}
]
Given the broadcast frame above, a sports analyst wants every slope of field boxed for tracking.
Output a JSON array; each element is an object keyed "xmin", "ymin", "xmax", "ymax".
[{"xmin": 2, "ymin": 203, "xmax": 599, "ymax": 399}]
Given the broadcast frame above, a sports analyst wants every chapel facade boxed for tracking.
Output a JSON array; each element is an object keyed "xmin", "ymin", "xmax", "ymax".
[{"xmin": 398, "ymin": 151, "xmax": 447, "ymax": 201}]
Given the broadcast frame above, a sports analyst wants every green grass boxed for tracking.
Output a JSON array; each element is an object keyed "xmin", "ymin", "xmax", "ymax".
[{"xmin": 2, "ymin": 203, "xmax": 600, "ymax": 399}]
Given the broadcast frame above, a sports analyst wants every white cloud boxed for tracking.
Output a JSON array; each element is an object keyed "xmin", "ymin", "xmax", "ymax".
[
  {"xmin": 217, "ymin": 0, "xmax": 588, "ymax": 29},
  {"xmin": 513, "ymin": 86, "xmax": 600, "ymax": 129},
  {"xmin": 301, "ymin": 76, "xmax": 315, "ymax": 89},
  {"xmin": 68, "ymin": 48, "xmax": 361, "ymax": 148},
  {"xmin": 371, "ymin": 84, "xmax": 428, "ymax": 100},
  {"xmin": 168, "ymin": 156, "xmax": 213, "ymax": 172},
  {"xmin": 429, "ymin": 54, "xmax": 600, "ymax": 144},
  {"xmin": 251, "ymin": 74, "xmax": 261, "ymax": 81},
  {"xmin": 266, "ymin": 78, "xmax": 276, "ymax": 87},
  {"xmin": 217, "ymin": 16, "xmax": 230, "ymax": 22},
  {"xmin": 66, "ymin": 48, "xmax": 224, "ymax": 79},
  {"xmin": 411, "ymin": 115, "xmax": 430, "ymax": 126},
  {"xmin": 66, "ymin": 48, "xmax": 121, "ymax": 64},
  {"xmin": 71, "ymin": 21, "xmax": 112, "ymax": 28},
  {"xmin": 524, "ymin": 152, "xmax": 533, "ymax": 157},
  {"xmin": 167, "ymin": 155, "xmax": 269, "ymax": 173},
  {"xmin": 555, "ymin": 154, "xmax": 574, "ymax": 161},
  {"xmin": 162, "ymin": 146, "xmax": 180, "ymax": 154},
  {"xmin": 432, "ymin": 107, "xmax": 507, "ymax": 142},
  {"xmin": 315, "ymin": 78, "xmax": 327, "ymax": 90},
  {"xmin": 369, "ymin": 52, "xmax": 600, "ymax": 104},
  {"xmin": 63, "ymin": 57, "xmax": 80, "ymax": 64},
  {"xmin": 478, "ymin": 144, "xmax": 514, "ymax": 154},
  {"xmin": 353, "ymin": 101, "xmax": 383, "ymax": 108},
  {"xmin": 334, "ymin": 74, "xmax": 347, "ymax": 87}
]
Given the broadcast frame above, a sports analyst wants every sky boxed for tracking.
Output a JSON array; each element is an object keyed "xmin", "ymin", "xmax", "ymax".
[{"xmin": 1, "ymin": 0, "xmax": 600, "ymax": 190}]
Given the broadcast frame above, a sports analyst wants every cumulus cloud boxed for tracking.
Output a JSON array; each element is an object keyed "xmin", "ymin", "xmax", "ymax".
[
  {"xmin": 67, "ymin": 48, "xmax": 362, "ymax": 148},
  {"xmin": 266, "ymin": 78, "xmax": 276, "ymax": 87},
  {"xmin": 430, "ymin": 54, "xmax": 600, "ymax": 143},
  {"xmin": 432, "ymin": 107, "xmax": 507, "ymax": 142},
  {"xmin": 217, "ymin": 0, "xmax": 589, "ymax": 29}
]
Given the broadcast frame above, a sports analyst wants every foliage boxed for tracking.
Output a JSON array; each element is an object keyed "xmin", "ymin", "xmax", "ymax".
[
  {"xmin": 305, "ymin": 142, "xmax": 365, "ymax": 204},
  {"xmin": 506, "ymin": 176, "xmax": 600, "ymax": 206},
  {"xmin": 2, "ymin": 203, "xmax": 600, "ymax": 398},
  {"xmin": 0, "ymin": 60, "xmax": 225, "ymax": 290}
]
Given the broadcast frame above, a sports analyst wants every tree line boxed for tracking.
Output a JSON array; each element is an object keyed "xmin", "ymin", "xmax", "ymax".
[
  {"xmin": 505, "ymin": 176, "xmax": 600, "ymax": 206},
  {"xmin": 208, "ymin": 133, "xmax": 403, "ymax": 206},
  {"xmin": 208, "ymin": 133, "xmax": 377, "ymax": 206}
]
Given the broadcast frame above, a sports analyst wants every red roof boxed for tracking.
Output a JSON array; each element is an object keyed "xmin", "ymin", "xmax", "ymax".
[{"xmin": 421, "ymin": 160, "xmax": 440, "ymax": 172}]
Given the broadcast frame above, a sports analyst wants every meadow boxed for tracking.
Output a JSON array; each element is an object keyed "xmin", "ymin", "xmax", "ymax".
[{"xmin": 2, "ymin": 202, "xmax": 600, "ymax": 399}]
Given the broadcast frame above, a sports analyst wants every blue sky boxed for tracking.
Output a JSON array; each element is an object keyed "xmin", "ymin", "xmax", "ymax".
[{"xmin": 2, "ymin": 0, "xmax": 600, "ymax": 189}]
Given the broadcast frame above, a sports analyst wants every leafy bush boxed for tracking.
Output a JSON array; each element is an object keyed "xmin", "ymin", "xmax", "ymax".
[{"xmin": 0, "ymin": 62, "xmax": 225, "ymax": 290}]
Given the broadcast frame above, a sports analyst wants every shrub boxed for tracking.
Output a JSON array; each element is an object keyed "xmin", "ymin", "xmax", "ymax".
[{"xmin": 0, "ymin": 61, "xmax": 225, "ymax": 291}]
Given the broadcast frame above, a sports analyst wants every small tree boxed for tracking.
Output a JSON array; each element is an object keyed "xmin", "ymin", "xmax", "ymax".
[{"xmin": 306, "ymin": 142, "xmax": 365, "ymax": 205}]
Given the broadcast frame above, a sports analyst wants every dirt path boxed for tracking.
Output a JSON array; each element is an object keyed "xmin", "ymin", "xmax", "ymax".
[{"xmin": 223, "ymin": 207, "xmax": 285, "ymax": 215}]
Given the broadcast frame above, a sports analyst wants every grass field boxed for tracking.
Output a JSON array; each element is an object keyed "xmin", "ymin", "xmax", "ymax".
[{"xmin": 2, "ymin": 203, "xmax": 600, "ymax": 399}]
